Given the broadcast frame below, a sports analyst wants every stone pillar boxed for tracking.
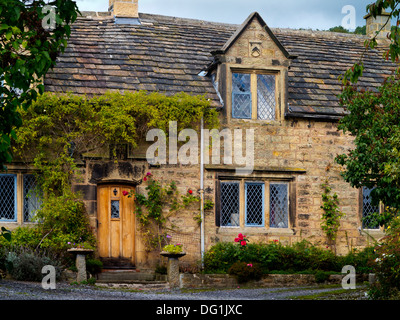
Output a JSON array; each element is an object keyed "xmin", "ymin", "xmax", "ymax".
[
  {"xmin": 369, "ymin": 273, "xmax": 376, "ymax": 285},
  {"xmin": 166, "ymin": 257, "xmax": 180, "ymax": 288},
  {"xmin": 160, "ymin": 252, "xmax": 186, "ymax": 289},
  {"xmin": 67, "ymin": 248, "xmax": 94, "ymax": 283},
  {"xmin": 76, "ymin": 253, "xmax": 87, "ymax": 282}
]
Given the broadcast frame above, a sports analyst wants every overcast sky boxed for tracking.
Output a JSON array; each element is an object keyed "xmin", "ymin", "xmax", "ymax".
[{"xmin": 76, "ymin": 0, "xmax": 373, "ymax": 30}]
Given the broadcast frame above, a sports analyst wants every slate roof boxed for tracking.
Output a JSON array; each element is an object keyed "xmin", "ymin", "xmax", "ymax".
[{"xmin": 44, "ymin": 11, "xmax": 397, "ymax": 119}]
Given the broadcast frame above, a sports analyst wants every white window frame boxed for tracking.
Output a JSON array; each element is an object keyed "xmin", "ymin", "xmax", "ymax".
[{"xmin": 0, "ymin": 173, "xmax": 41, "ymax": 225}]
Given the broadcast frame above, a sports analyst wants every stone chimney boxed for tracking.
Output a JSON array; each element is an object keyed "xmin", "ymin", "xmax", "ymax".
[
  {"xmin": 364, "ymin": 10, "xmax": 391, "ymax": 39},
  {"xmin": 109, "ymin": 0, "xmax": 138, "ymax": 18}
]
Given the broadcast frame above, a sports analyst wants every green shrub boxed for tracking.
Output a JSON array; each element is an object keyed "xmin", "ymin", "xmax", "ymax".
[
  {"xmin": 341, "ymin": 246, "xmax": 376, "ymax": 274},
  {"xmin": 228, "ymin": 261, "xmax": 263, "ymax": 283},
  {"xmin": 203, "ymin": 240, "xmax": 373, "ymax": 274},
  {"xmin": 367, "ymin": 216, "xmax": 400, "ymax": 299},
  {"xmin": 314, "ymin": 270, "xmax": 331, "ymax": 283},
  {"xmin": 0, "ymin": 245, "xmax": 7, "ymax": 273},
  {"xmin": 34, "ymin": 192, "xmax": 97, "ymax": 251},
  {"xmin": 86, "ymin": 259, "xmax": 103, "ymax": 275},
  {"xmin": 5, "ymin": 247, "xmax": 63, "ymax": 282},
  {"xmin": 155, "ymin": 264, "xmax": 167, "ymax": 275},
  {"xmin": 203, "ymin": 242, "xmax": 239, "ymax": 273},
  {"xmin": 0, "ymin": 192, "xmax": 97, "ymax": 270}
]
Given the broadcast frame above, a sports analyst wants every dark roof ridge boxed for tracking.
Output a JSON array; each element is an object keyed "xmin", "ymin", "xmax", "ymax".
[
  {"xmin": 79, "ymin": 10, "xmax": 239, "ymax": 29},
  {"xmin": 272, "ymin": 27, "xmax": 369, "ymax": 40},
  {"xmin": 78, "ymin": 11, "xmax": 376, "ymax": 42},
  {"xmin": 138, "ymin": 12, "xmax": 239, "ymax": 29}
]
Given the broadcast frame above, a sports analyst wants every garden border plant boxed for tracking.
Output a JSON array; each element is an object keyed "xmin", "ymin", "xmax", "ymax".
[{"xmin": 203, "ymin": 234, "xmax": 375, "ymax": 281}]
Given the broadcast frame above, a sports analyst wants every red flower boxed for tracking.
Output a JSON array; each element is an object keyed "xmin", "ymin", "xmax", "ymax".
[
  {"xmin": 143, "ymin": 177, "xmax": 147, "ymax": 181},
  {"xmin": 122, "ymin": 191, "xmax": 129, "ymax": 196},
  {"xmin": 234, "ymin": 233, "xmax": 248, "ymax": 245},
  {"xmin": 188, "ymin": 189, "xmax": 193, "ymax": 194},
  {"xmin": 146, "ymin": 172, "xmax": 152, "ymax": 176}
]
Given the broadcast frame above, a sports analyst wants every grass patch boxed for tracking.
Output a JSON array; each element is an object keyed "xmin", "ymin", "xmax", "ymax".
[{"xmin": 291, "ymin": 286, "xmax": 367, "ymax": 300}]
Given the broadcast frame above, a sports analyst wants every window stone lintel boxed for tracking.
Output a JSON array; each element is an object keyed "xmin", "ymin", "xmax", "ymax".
[{"xmin": 206, "ymin": 164, "xmax": 306, "ymax": 175}]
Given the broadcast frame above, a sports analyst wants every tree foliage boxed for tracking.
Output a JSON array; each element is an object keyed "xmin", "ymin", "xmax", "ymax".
[
  {"xmin": 336, "ymin": 72, "xmax": 400, "ymax": 225},
  {"xmin": 0, "ymin": 0, "xmax": 79, "ymax": 170},
  {"xmin": 337, "ymin": 1, "xmax": 400, "ymax": 225}
]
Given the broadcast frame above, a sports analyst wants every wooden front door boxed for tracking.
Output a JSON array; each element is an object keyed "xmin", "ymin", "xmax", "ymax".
[{"xmin": 97, "ymin": 185, "xmax": 135, "ymax": 267}]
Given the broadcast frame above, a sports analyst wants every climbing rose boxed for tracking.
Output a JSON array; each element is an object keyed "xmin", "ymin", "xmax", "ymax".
[
  {"xmin": 234, "ymin": 233, "xmax": 246, "ymax": 243},
  {"xmin": 241, "ymin": 240, "xmax": 247, "ymax": 246},
  {"xmin": 122, "ymin": 191, "xmax": 129, "ymax": 196},
  {"xmin": 188, "ymin": 189, "xmax": 193, "ymax": 194},
  {"xmin": 143, "ymin": 177, "xmax": 147, "ymax": 181},
  {"xmin": 146, "ymin": 172, "xmax": 152, "ymax": 176}
]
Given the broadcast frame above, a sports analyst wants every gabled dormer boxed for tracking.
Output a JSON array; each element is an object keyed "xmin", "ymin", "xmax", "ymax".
[{"xmin": 208, "ymin": 12, "xmax": 296, "ymax": 123}]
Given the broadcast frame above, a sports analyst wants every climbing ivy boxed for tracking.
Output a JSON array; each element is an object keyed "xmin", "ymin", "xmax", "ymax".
[
  {"xmin": 127, "ymin": 173, "xmax": 199, "ymax": 252},
  {"xmin": 13, "ymin": 91, "xmax": 220, "ymax": 196},
  {"xmin": 320, "ymin": 178, "xmax": 345, "ymax": 251}
]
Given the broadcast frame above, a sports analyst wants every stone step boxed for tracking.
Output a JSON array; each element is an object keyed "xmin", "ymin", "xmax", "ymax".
[
  {"xmin": 96, "ymin": 281, "xmax": 170, "ymax": 291},
  {"xmin": 96, "ymin": 270, "xmax": 167, "ymax": 283}
]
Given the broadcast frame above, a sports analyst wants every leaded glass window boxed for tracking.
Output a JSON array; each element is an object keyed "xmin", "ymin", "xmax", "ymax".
[
  {"xmin": 362, "ymin": 187, "xmax": 379, "ymax": 229},
  {"xmin": 0, "ymin": 174, "xmax": 17, "ymax": 221},
  {"xmin": 111, "ymin": 200, "xmax": 120, "ymax": 219},
  {"xmin": 219, "ymin": 180, "xmax": 290, "ymax": 229},
  {"xmin": 270, "ymin": 183, "xmax": 289, "ymax": 228},
  {"xmin": 232, "ymin": 73, "xmax": 252, "ymax": 119},
  {"xmin": 23, "ymin": 174, "xmax": 42, "ymax": 222},
  {"xmin": 245, "ymin": 182, "xmax": 264, "ymax": 227},
  {"xmin": 220, "ymin": 182, "xmax": 240, "ymax": 227},
  {"xmin": 231, "ymin": 72, "xmax": 277, "ymax": 120},
  {"xmin": 257, "ymin": 74, "xmax": 276, "ymax": 120}
]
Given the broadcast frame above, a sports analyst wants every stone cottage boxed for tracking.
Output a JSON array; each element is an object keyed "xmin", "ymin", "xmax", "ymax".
[{"xmin": 0, "ymin": 0, "xmax": 396, "ymax": 269}]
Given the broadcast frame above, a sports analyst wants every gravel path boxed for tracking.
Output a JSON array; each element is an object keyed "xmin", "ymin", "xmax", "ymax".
[{"xmin": 0, "ymin": 279, "xmax": 368, "ymax": 301}]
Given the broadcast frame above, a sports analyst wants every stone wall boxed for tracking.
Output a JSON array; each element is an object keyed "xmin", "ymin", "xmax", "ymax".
[
  {"xmin": 200, "ymin": 118, "xmax": 384, "ymax": 258},
  {"xmin": 70, "ymin": 114, "xmax": 384, "ymax": 269},
  {"xmin": 179, "ymin": 273, "xmax": 360, "ymax": 289}
]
